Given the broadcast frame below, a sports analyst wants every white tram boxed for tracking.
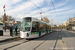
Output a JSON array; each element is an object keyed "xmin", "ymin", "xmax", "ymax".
[{"xmin": 20, "ymin": 17, "xmax": 52, "ymax": 38}]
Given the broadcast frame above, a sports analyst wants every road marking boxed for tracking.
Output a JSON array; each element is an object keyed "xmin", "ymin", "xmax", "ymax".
[{"xmin": 61, "ymin": 40, "xmax": 67, "ymax": 50}]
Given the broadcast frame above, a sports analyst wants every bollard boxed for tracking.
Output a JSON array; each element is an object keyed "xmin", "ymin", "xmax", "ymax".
[{"xmin": 0, "ymin": 23, "xmax": 3, "ymax": 36}]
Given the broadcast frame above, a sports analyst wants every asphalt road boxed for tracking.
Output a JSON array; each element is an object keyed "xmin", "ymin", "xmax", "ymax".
[
  {"xmin": 62, "ymin": 30, "xmax": 75, "ymax": 50},
  {"xmin": 0, "ymin": 30, "xmax": 75, "ymax": 50}
]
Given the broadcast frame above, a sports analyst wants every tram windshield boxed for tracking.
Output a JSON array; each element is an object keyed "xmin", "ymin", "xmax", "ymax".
[{"xmin": 20, "ymin": 17, "xmax": 31, "ymax": 32}]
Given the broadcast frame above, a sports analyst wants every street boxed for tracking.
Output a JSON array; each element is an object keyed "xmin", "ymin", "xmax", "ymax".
[
  {"xmin": 0, "ymin": 30, "xmax": 75, "ymax": 50},
  {"xmin": 0, "ymin": 0, "xmax": 75, "ymax": 50}
]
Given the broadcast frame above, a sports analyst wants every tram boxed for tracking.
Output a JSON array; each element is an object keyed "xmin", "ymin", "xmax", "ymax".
[{"xmin": 20, "ymin": 17, "xmax": 52, "ymax": 38}]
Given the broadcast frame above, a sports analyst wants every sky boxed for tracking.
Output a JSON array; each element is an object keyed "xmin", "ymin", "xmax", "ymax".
[{"xmin": 0, "ymin": 0, "xmax": 75, "ymax": 25}]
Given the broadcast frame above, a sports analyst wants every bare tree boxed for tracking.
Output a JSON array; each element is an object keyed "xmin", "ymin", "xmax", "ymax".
[
  {"xmin": 41, "ymin": 16, "xmax": 50, "ymax": 23},
  {"xmin": 1, "ymin": 15, "xmax": 15, "ymax": 25}
]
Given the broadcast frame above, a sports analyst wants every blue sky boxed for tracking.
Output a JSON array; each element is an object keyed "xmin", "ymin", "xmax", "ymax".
[{"xmin": 0, "ymin": 0, "xmax": 75, "ymax": 25}]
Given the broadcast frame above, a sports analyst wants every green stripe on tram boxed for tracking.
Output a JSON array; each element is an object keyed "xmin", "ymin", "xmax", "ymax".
[
  {"xmin": 30, "ymin": 32, "xmax": 39, "ymax": 35},
  {"xmin": 42, "ymin": 31, "xmax": 46, "ymax": 33},
  {"xmin": 30, "ymin": 31, "xmax": 47, "ymax": 35}
]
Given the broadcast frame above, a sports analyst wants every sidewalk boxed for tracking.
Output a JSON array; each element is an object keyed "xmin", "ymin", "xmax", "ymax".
[
  {"xmin": 0, "ymin": 29, "xmax": 20, "ymax": 42},
  {"xmin": 65, "ymin": 29, "xmax": 75, "ymax": 34}
]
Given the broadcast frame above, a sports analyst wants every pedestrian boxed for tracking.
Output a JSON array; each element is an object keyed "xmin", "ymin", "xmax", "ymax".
[
  {"xmin": 3, "ymin": 26, "xmax": 6, "ymax": 32},
  {"xmin": 5, "ymin": 26, "xmax": 6, "ymax": 32},
  {"xmin": 15, "ymin": 26, "xmax": 17, "ymax": 36},
  {"xmin": 10, "ymin": 26, "xmax": 13, "ymax": 36},
  {"xmin": 3, "ymin": 26, "xmax": 4, "ymax": 30}
]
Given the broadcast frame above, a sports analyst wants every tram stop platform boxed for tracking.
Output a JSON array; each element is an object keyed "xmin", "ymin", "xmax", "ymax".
[{"xmin": 0, "ymin": 29, "xmax": 20, "ymax": 42}]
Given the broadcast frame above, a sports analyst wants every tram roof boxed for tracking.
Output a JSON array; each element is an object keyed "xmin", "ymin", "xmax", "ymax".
[{"xmin": 23, "ymin": 17, "xmax": 50, "ymax": 25}]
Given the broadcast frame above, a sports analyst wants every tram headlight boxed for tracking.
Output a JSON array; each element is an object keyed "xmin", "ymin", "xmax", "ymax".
[{"xmin": 27, "ymin": 33, "xmax": 29, "ymax": 37}]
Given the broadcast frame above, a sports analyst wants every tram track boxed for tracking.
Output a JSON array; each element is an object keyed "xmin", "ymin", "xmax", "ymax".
[
  {"xmin": 3, "ymin": 40, "xmax": 30, "ymax": 50},
  {"xmin": 2, "ymin": 32, "xmax": 53, "ymax": 50},
  {"xmin": 61, "ymin": 30, "xmax": 67, "ymax": 50},
  {"xmin": 1, "ymin": 31, "xmax": 57, "ymax": 50},
  {"xmin": 33, "ymin": 31, "xmax": 60, "ymax": 50},
  {"xmin": 0, "ymin": 38, "xmax": 29, "ymax": 45},
  {"xmin": 33, "ymin": 35, "xmax": 50, "ymax": 50},
  {"xmin": 61, "ymin": 30, "xmax": 75, "ymax": 50}
]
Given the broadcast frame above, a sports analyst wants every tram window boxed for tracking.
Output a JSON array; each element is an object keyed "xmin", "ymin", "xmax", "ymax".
[
  {"xmin": 39, "ymin": 23, "xmax": 45, "ymax": 31},
  {"xmin": 25, "ymin": 17, "xmax": 31, "ymax": 22},
  {"xmin": 32, "ymin": 22, "xmax": 39, "ymax": 32},
  {"xmin": 25, "ymin": 27, "xmax": 30, "ymax": 31},
  {"xmin": 20, "ymin": 18, "xmax": 31, "ymax": 32},
  {"xmin": 43, "ymin": 24, "xmax": 46, "ymax": 31},
  {"xmin": 48, "ymin": 25, "xmax": 51, "ymax": 30},
  {"xmin": 20, "ymin": 22, "xmax": 25, "ymax": 31},
  {"xmin": 47, "ymin": 25, "xmax": 49, "ymax": 31}
]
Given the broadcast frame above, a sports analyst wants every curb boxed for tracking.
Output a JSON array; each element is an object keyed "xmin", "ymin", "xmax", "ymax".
[{"xmin": 0, "ymin": 37, "xmax": 20, "ymax": 43}]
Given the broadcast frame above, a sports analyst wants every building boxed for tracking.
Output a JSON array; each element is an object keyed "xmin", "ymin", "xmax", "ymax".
[{"xmin": 64, "ymin": 16, "xmax": 75, "ymax": 30}]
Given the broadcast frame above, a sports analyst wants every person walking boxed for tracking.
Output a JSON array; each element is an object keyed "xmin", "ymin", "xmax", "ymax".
[
  {"xmin": 3, "ymin": 26, "xmax": 6, "ymax": 32},
  {"xmin": 15, "ymin": 26, "xmax": 17, "ymax": 36},
  {"xmin": 10, "ymin": 26, "xmax": 13, "ymax": 36}
]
